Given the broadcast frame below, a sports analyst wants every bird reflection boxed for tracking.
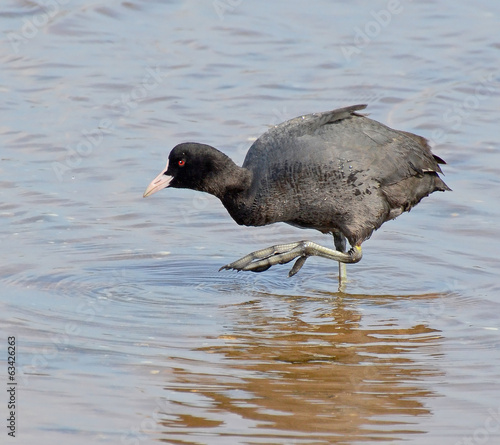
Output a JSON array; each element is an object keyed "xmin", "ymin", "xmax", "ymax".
[{"xmin": 158, "ymin": 291, "xmax": 443, "ymax": 443}]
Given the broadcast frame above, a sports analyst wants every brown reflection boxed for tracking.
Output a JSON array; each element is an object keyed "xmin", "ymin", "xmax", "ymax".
[{"xmin": 158, "ymin": 292, "xmax": 443, "ymax": 444}]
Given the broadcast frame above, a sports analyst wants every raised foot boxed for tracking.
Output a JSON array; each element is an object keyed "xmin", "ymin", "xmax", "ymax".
[{"xmin": 219, "ymin": 241, "xmax": 362, "ymax": 277}]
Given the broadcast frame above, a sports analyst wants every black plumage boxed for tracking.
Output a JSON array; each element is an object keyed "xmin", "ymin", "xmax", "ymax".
[{"xmin": 144, "ymin": 104, "xmax": 449, "ymax": 277}]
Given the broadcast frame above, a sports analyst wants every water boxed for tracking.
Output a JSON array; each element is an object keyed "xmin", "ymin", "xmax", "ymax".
[{"xmin": 1, "ymin": 0, "xmax": 500, "ymax": 443}]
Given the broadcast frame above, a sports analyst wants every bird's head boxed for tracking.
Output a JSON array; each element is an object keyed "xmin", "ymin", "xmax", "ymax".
[{"xmin": 143, "ymin": 142, "xmax": 241, "ymax": 198}]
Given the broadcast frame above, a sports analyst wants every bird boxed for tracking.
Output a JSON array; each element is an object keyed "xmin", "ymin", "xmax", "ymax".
[{"xmin": 143, "ymin": 104, "xmax": 450, "ymax": 280}]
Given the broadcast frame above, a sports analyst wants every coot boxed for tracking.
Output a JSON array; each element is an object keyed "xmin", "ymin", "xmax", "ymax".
[{"xmin": 144, "ymin": 104, "xmax": 450, "ymax": 278}]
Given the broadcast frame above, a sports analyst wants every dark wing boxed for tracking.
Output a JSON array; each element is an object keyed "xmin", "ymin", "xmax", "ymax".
[
  {"xmin": 358, "ymin": 119, "xmax": 447, "ymax": 187},
  {"xmin": 242, "ymin": 104, "xmax": 368, "ymax": 170},
  {"xmin": 244, "ymin": 103, "xmax": 448, "ymax": 189}
]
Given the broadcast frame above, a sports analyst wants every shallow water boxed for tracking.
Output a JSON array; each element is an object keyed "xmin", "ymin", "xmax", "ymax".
[{"xmin": 1, "ymin": 0, "xmax": 500, "ymax": 443}]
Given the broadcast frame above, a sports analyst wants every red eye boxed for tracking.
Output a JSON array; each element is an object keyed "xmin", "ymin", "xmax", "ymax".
[{"xmin": 178, "ymin": 159, "xmax": 185, "ymax": 167}]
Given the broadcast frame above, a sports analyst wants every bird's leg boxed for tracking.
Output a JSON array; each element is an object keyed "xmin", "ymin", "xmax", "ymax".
[
  {"xmin": 333, "ymin": 232, "xmax": 347, "ymax": 289},
  {"xmin": 219, "ymin": 240, "xmax": 362, "ymax": 277}
]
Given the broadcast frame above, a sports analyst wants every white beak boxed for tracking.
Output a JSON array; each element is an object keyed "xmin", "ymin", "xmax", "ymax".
[{"xmin": 143, "ymin": 161, "xmax": 173, "ymax": 197}]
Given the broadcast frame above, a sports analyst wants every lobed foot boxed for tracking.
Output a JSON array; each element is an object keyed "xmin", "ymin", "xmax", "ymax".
[{"xmin": 219, "ymin": 240, "xmax": 362, "ymax": 277}]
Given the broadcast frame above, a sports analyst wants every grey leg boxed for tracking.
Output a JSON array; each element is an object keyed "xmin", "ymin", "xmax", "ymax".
[
  {"xmin": 333, "ymin": 232, "xmax": 347, "ymax": 288},
  {"xmin": 333, "ymin": 231, "xmax": 347, "ymax": 252},
  {"xmin": 220, "ymin": 240, "xmax": 362, "ymax": 277}
]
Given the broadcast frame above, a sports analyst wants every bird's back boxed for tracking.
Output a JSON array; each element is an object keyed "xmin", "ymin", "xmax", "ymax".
[{"xmin": 240, "ymin": 105, "xmax": 449, "ymax": 245}]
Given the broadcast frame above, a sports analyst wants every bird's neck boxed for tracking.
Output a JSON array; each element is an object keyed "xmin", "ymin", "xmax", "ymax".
[
  {"xmin": 202, "ymin": 157, "xmax": 250, "ymax": 197},
  {"xmin": 209, "ymin": 164, "xmax": 253, "ymax": 225}
]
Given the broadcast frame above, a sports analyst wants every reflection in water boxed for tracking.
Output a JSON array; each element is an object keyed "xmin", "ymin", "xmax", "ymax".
[
  {"xmin": 3, "ymin": 0, "xmax": 498, "ymax": 442},
  {"xmin": 156, "ymin": 292, "xmax": 443, "ymax": 443}
]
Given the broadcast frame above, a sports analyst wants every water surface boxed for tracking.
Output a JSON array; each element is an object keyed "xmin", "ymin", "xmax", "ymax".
[{"xmin": 1, "ymin": 1, "xmax": 500, "ymax": 443}]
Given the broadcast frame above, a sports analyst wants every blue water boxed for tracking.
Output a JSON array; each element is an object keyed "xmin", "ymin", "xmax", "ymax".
[{"xmin": 1, "ymin": 1, "xmax": 500, "ymax": 443}]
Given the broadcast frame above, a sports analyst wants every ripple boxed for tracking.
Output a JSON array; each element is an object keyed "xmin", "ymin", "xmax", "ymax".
[{"xmin": 2, "ymin": 0, "xmax": 500, "ymax": 443}]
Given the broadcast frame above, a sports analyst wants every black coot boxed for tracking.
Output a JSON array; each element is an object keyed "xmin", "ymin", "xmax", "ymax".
[{"xmin": 144, "ymin": 104, "xmax": 450, "ymax": 278}]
